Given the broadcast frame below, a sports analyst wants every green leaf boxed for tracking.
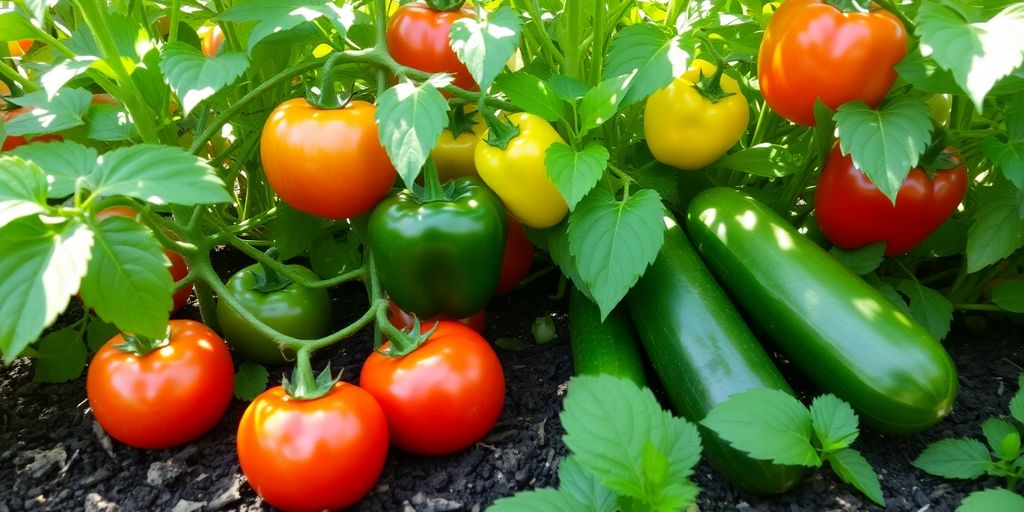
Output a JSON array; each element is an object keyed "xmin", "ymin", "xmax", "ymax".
[
  {"xmin": 712, "ymin": 143, "xmax": 798, "ymax": 178},
  {"xmin": 375, "ymin": 78, "xmax": 450, "ymax": 189},
  {"xmin": 913, "ymin": 219, "xmax": 968, "ymax": 259},
  {"xmin": 810, "ymin": 394, "xmax": 860, "ymax": 452},
  {"xmin": 234, "ymin": 362, "xmax": 270, "ymax": 401},
  {"xmin": 568, "ymin": 188, "xmax": 666, "ymax": 319},
  {"xmin": 0, "ymin": 11, "xmax": 39, "ymax": 40},
  {"xmin": 701, "ymin": 388, "xmax": 820, "ymax": 467},
  {"xmin": 826, "ymin": 448, "xmax": 884, "ymax": 506},
  {"xmin": 32, "ymin": 328, "xmax": 87, "ymax": 383},
  {"xmin": 913, "ymin": 438, "xmax": 994, "ymax": 479},
  {"xmin": 85, "ymin": 316, "xmax": 118, "ymax": 354},
  {"xmin": 558, "ymin": 457, "xmax": 617, "ymax": 512},
  {"xmin": 493, "ymin": 71, "xmax": 565, "ymax": 122},
  {"xmin": 449, "ymin": 6, "xmax": 522, "ymax": 90},
  {"xmin": 579, "ymin": 73, "xmax": 633, "ymax": 136},
  {"xmin": 159, "ymin": 42, "xmax": 249, "ymax": 115},
  {"xmin": 309, "ymin": 234, "xmax": 361, "ymax": 278},
  {"xmin": 869, "ymin": 277, "xmax": 913, "ymax": 316},
  {"xmin": 489, "ymin": 488, "xmax": 589, "ymax": 512},
  {"xmin": 992, "ymin": 280, "xmax": 1024, "ymax": 313},
  {"xmin": 549, "ymin": 75, "xmax": 588, "ymax": 102},
  {"xmin": 8, "ymin": 141, "xmax": 98, "ymax": 199},
  {"xmin": 91, "ymin": 144, "xmax": 231, "ymax": 205},
  {"xmin": 828, "ymin": 242, "xmax": 886, "ymax": 275},
  {"xmin": 0, "ymin": 217, "xmax": 93, "ymax": 364},
  {"xmin": 897, "ymin": 280, "xmax": 953, "ymax": 341},
  {"xmin": 916, "ymin": 3, "xmax": 1024, "ymax": 111},
  {"xmin": 79, "ymin": 216, "xmax": 172, "ymax": 339},
  {"xmin": 982, "ymin": 418, "xmax": 1021, "ymax": 460},
  {"xmin": 0, "ymin": 157, "xmax": 48, "ymax": 229},
  {"xmin": 982, "ymin": 137, "xmax": 1024, "ymax": 189},
  {"xmin": 1010, "ymin": 379, "xmax": 1024, "ymax": 425},
  {"xmin": 272, "ymin": 204, "xmax": 327, "ymax": 260},
  {"xmin": 531, "ymin": 315, "xmax": 558, "ymax": 344},
  {"xmin": 546, "ymin": 220, "xmax": 592, "ymax": 299},
  {"xmin": 957, "ymin": 488, "xmax": 1024, "ymax": 512},
  {"xmin": 895, "ymin": 49, "xmax": 964, "ymax": 94},
  {"xmin": 84, "ymin": 104, "xmax": 137, "ymax": 142},
  {"xmin": 217, "ymin": 0, "xmax": 356, "ymax": 53},
  {"xmin": 3, "ymin": 88, "xmax": 93, "ymax": 136},
  {"xmin": 41, "ymin": 58, "xmax": 100, "ymax": 99},
  {"xmin": 967, "ymin": 185, "xmax": 1024, "ymax": 273},
  {"xmin": 835, "ymin": 97, "xmax": 934, "ymax": 203},
  {"xmin": 545, "ymin": 142, "xmax": 609, "ymax": 211},
  {"xmin": 603, "ymin": 24, "xmax": 695, "ymax": 107}
]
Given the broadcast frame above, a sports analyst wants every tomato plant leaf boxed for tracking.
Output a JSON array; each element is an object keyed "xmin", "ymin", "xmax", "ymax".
[
  {"xmin": 982, "ymin": 418, "xmax": 1020, "ymax": 460},
  {"xmin": 272, "ymin": 204, "xmax": 328, "ymax": 260},
  {"xmin": 489, "ymin": 488, "xmax": 589, "ymax": 512},
  {"xmin": 33, "ymin": 328, "xmax": 87, "ymax": 383},
  {"xmin": 0, "ymin": 217, "xmax": 92, "ymax": 364},
  {"xmin": 967, "ymin": 185, "xmax": 1024, "ymax": 273},
  {"xmin": 992, "ymin": 280, "xmax": 1024, "ymax": 313},
  {"xmin": 80, "ymin": 216, "xmax": 172, "ymax": 339},
  {"xmin": 217, "ymin": 0, "xmax": 356, "ymax": 53},
  {"xmin": 3, "ymin": 87, "xmax": 92, "ymax": 136},
  {"xmin": 711, "ymin": 143, "xmax": 797, "ymax": 178},
  {"xmin": 545, "ymin": 220, "xmax": 593, "ymax": 301},
  {"xmin": 375, "ymin": 78, "xmax": 450, "ymax": 189},
  {"xmin": 916, "ymin": 3, "xmax": 1024, "ymax": 111},
  {"xmin": 0, "ymin": 156, "xmax": 48, "ymax": 229},
  {"xmin": 568, "ymin": 187, "xmax": 665, "ymax": 320},
  {"xmin": 894, "ymin": 49, "xmax": 964, "ymax": 95},
  {"xmin": 897, "ymin": 280, "xmax": 953, "ymax": 341},
  {"xmin": 981, "ymin": 137, "xmax": 1024, "ymax": 190},
  {"xmin": 810, "ymin": 394, "xmax": 860, "ymax": 452},
  {"xmin": 0, "ymin": 11, "xmax": 38, "ymax": 40},
  {"xmin": 546, "ymin": 142, "xmax": 609, "ymax": 211},
  {"xmin": 160, "ymin": 42, "xmax": 249, "ymax": 116},
  {"xmin": 958, "ymin": 488, "xmax": 1024, "ymax": 512},
  {"xmin": 579, "ymin": 73, "xmax": 634, "ymax": 136},
  {"xmin": 913, "ymin": 438, "xmax": 993, "ymax": 479},
  {"xmin": 558, "ymin": 457, "xmax": 617, "ymax": 512},
  {"xmin": 310, "ymin": 234, "xmax": 362, "ymax": 278},
  {"xmin": 829, "ymin": 243, "xmax": 886, "ymax": 276},
  {"xmin": 91, "ymin": 144, "xmax": 231, "ymax": 205},
  {"xmin": 449, "ymin": 6, "xmax": 522, "ymax": 90},
  {"xmin": 549, "ymin": 75, "xmax": 588, "ymax": 102},
  {"xmin": 835, "ymin": 97, "xmax": 934, "ymax": 203},
  {"xmin": 41, "ymin": 58, "xmax": 100, "ymax": 98},
  {"xmin": 234, "ymin": 362, "xmax": 270, "ymax": 401},
  {"xmin": 85, "ymin": 104, "xmax": 137, "ymax": 143},
  {"xmin": 702, "ymin": 388, "xmax": 820, "ymax": 467},
  {"xmin": 493, "ymin": 71, "xmax": 565, "ymax": 122},
  {"xmin": 1011, "ymin": 377, "xmax": 1024, "ymax": 425},
  {"xmin": 603, "ymin": 24, "xmax": 695, "ymax": 107},
  {"xmin": 85, "ymin": 316, "xmax": 118, "ymax": 354},
  {"xmin": 8, "ymin": 141, "xmax": 98, "ymax": 199},
  {"xmin": 912, "ymin": 219, "xmax": 968, "ymax": 259},
  {"xmin": 826, "ymin": 448, "xmax": 884, "ymax": 506}
]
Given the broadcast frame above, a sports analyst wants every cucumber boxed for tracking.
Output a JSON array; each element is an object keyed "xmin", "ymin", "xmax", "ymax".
[
  {"xmin": 568, "ymin": 288, "xmax": 646, "ymax": 386},
  {"xmin": 686, "ymin": 187, "xmax": 957, "ymax": 435},
  {"xmin": 626, "ymin": 215, "xmax": 807, "ymax": 494}
]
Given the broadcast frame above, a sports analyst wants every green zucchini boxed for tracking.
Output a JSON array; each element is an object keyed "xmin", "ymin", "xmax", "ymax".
[
  {"xmin": 569, "ymin": 288, "xmax": 646, "ymax": 386},
  {"xmin": 626, "ymin": 215, "xmax": 807, "ymax": 494},
  {"xmin": 685, "ymin": 187, "xmax": 957, "ymax": 435}
]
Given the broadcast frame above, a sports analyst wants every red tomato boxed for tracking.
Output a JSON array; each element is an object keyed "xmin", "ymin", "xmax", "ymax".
[
  {"xmin": 388, "ymin": 300, "xmax": 486, "ymax": 334},
  {"xmin": 86, "ymin": 320, "xmax": 234, "ymax": 449},
  {"xmin": 260, "ymin": 98, "xmax": 396, "ymax": 219},
  {"xmin": 2, "ymin": 108, "xmax": 62, "ymax": 151},
  {"xmin": 386, "ymin": 2, "xmax": 477, "ymax": 91},
  {"xmin": 495, "ymin": 216, "xmax": 533, "ymax": 295},
  {"xmin": 237, "ymin": 383, "xmax": 389, "ymax": 512},
  {"xmin": 360, "ymin": 321, "xmax": 505, "ymax": 455},
  {"xmin": 96, "ymin": 206, "xmax": 192, "ymax": 312},
  {"xmin": 814, "ymin": 146, "xmax": 968, "ymax": 256},
  {"xmin": 199, "ymin": 25, "xmax": 224, "ymax": 57},
  {"xmin": 757, "ymin": 0, "xmax": 907, "ymax": 125}
]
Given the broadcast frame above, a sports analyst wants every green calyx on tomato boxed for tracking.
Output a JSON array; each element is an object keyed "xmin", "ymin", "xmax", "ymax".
[
  {"xmin": 216, "ymin": 261, "xmax": 331, "ymax": 365},
  {"xmin": 305, "ymin": 52, "xmax": 355, "ymax": 110},
  {"xmin": 282, "ymin": 360, "xmax": 343, "ymax": 400},
  {"xmin": 112, "ymin": 330, "xmax": 171, "ymax": 357}
]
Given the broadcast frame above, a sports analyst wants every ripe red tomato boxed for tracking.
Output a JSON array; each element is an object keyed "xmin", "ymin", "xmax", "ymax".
[
  {"xmin": 757, "ymin": 0, "xmax": 907, "ymax": 125},
  {"xmin": 495, "ymin": 216, "xmax": 533, "ymax": 295},
  {"xmin": 260, "ymin": 98, "xmax": 396, "ymax": 219},
  {"xmin": 86, "ymin": 319, "xmax": 234, "ymax": 449},
  {"xmin": 360, "ymin": 320, "xmax": 505, "ymax": 455},
  {"xmin": 96, "ymin": 206, "xmax": 192, "ymax": 312},
  {"xmin": 237, "ymin": 383, "xmax": 389, "ymax": 512},
  {"xmin": 2, "ymin": 108, "xmax": 62, "ymax": 151},
  {"xmin": 386, "ymin": 2, "xmax": 477, "ymax": 91},
  {"xmin": 815, "ymin": 146, "xmax": 968, "ymax": 256},
  {"xmin": 388, "ymin": 300, "xmax": 486, "ymax": 334}
]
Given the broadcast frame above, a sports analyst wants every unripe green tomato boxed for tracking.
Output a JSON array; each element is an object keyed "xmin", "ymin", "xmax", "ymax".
[{"xmin": 925, "ymin": 94, "xmax": 951, "ymax": 126}]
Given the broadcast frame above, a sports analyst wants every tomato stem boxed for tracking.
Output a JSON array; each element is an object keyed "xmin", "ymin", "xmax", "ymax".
[
  {"xmin": 0, "ymin": 60, "xmax": 36, "ymax": 92},
  {"xmin": 307, "ymin": 52, "xmax": 354, "ymax": 110},
  {"xmin": 479, "ymin": 99, "xmax": 521, "ymax": 150}
]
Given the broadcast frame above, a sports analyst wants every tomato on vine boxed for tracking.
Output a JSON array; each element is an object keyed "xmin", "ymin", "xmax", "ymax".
[{"xmin": 386, "ymin": 0, "xmax": 477, "ymax": 91}]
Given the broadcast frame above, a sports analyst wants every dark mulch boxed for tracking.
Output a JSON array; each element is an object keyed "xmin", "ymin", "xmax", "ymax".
[{"xmin": 1, "ymin": 246, "xmax": 1021, "ymax": 511}]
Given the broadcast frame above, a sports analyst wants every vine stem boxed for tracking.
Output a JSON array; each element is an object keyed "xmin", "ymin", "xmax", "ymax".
[
  {"xmin": 219, "ymin": 230, "xmax": 365, "ymax": 288},
  {"xmin": 0, "ymin": 61, "xmax": 36, "ymax": 91}
]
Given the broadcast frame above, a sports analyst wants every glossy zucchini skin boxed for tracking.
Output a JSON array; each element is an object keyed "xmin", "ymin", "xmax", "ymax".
[
  {"xmin": 568, "ymin": 288, "xmax": 646, "ymax": 386},
  {"xmin": 686, "ymin": 187, "xmax": 958, "ymax": 435},
  {"xmin": 626, "ymin": 215, "xmax": 807, "ymax": 494}
]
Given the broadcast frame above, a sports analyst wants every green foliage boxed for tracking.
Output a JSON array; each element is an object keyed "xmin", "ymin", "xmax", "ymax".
[
  {"xmin": 375, "ymin": 78, "xmax": 450, "ymax": 189},
  {"xmin": 234, "ymin": 362, "xmax": 270, "ymax": 401},
  {"xmin": 967, "ymin": 185, "xmax": 1024, "ymax": 273},
  {"xmin": 449, "ymin": 6, "xmax": 523, "ymax": 90},
  {"xmin": 545, "ymin": 142, "xmax": 609, "ymax": 210},
  {"xmin": 897, "ymin": 279, "xmax": 954, "ymax": 341},
  {"xmin": 829, "ymin": 243, "xmax": 886, "ymax": 276},
  {"xmin": 493, "ymin": 71, "xmax": 565, "ymax": 122},
  {"xmin": 711, "ymin": 143, "xmax": 797, "ymax": 178},
  {"xmin": 4, "ymin": 88, "xmax": 93, "ymax": 136},
  {"xmin": 603, "ymin": 24, "xmax": 694, "ymax": 107},
  {"xmin": 160, "ymin": 42, "xmax": 250, "ymax": 115},
  {"xmin": 217, "ymin": 0, "xmax": 357, "ymax": 53},
  {"xmin": 33, "ymin": 328, "xmax": 87, "ymax": 383},
  {"xmin": 991, "ymin": 281, "xmax": 1024, "ymax": 313}
]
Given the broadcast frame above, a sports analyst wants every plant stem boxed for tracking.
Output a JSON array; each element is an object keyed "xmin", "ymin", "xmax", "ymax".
[
  {"xmin": 168, "ymin": 0, "xmax": 180, "ymax": 43},
  {"xmin": 590, "ymin": 0, "xmax": 605, "ymax": 86},
  {"xmin": 954, "ymin": 303, "xmax": 1002, "ymax": 312},
  {"xmin": 219, "ymin": 230, "xmax": 366, "ymax": 288},
  {"xmin": 0, "ymin": 61, "xmax": 36, "ymax": 91}
]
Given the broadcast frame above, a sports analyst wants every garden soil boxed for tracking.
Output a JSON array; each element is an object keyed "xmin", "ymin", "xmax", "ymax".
[{"xmin": 1, "ymin": 246, "xmax": 1022, "ymax": 512}]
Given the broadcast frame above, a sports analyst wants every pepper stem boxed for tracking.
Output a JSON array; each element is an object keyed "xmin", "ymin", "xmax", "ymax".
[
  {"xmin": 419, "ymin": 158, "xmax": 446, "ymax": 202},
  {"xmin": 692, "ymin": 34, "xmax": 735, "ymax": 103},
  {"xmin": 479, "ymin": 95, "xmax": 520, "ymax": 150},
  {"xmin": 306, "ymin": 52, "xmax": 354, "ymax": 109}
]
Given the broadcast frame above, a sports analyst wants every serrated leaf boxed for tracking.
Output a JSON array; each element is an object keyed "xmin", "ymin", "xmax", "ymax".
[
  {"xmin": 897, "ymin": 280, "xmax": 953, "ymax": 341},
  {"xmin": 488, "ymin": 488, "xmax": 589, "ymax": 512},
  {"xmin": 957, "ymin": 488, "xmax": 1024, "ymax": 512},
  {"xmin": 579, "ymin": 73, "xmax": 634, "ymax": 135},
  {"xmin": 0, "ymin": 157, "xmax": 48, "ymax": 229},
  {"xmin": 309, "ymin": 234, "xmax": 361, "ymax": 278},
  {"xmin": 8, "ymin": 141, "xmax": 98, "ymax": 199},
  {"xmin": 85, "ymin": 316, "xmax": 118, "ymax": 354},
  {"xmin": 827, "ymin": 448, "xmax": 884, "ymax": 506},
  {"xmin": 603, "ymin": 24, "xmax": 695, "ymax": 107},
  {"xmin": 79, "ymin": 216, "xmax": 172, "ymax": 338},
  {"xmin": 913, "ymin": 438, "xmax": 993, "ymax": 479},
  {"xmin": 868, "ymin": 276, "xmax": 913, "ymax": 316},
  {"xmin": 272, "ymin": 204, "xmax": 326, "ymax": 260},
  {"xmin": 835, "ymin": 97, "xmax": 933, "ymax": 203},
  {"xmin": 33, "ymin": 328, "xmax": 87, "ymax": 383},
  {"xmin": 217, "ymin": 0, "xmax": 355, "ymax": 53},
  {"xmin": 547, "ymin": 220, "xmax": 593, "ymax": 300},
  {"xmin": 992, "ymin": 280, "xmax": 1024, "ymax": 313},
  {"xmin": 810, "ymin": 394, "xmax": 860, "ymax": 452},
  {"xmin": 982, "ymin": 137, "xmax": 1024, "ymax": 190},
  {"xmin": 0, "ymin": 217, "xmax": 93, "ymax": 364},
  {"xmin": 982, "ymin": 418, "xmax": 1020, "ymax": 460},
  {"xmin": 234, "ymin": 362, "xmax": 270, "ymax": 401},
  {"xmin": 568, "ymin": 188, "xmax": 665, "ymax": 319},
  {"xmin": 546, "ymin": 143, "xmax": 609, "ymax": 211},
  {"xmin": 712, "ymin": 143, "xmax": 798, "ymax": 178},
  {"xmin": 85, "ymin": 104, "xmax": 137, "ymax": 142},
  {"xmin": 967, "ymin": 185, "xmax": 1024, "ymax": 273},
  {"xmin": 895, "ymin": 49, "xmax": 964, "ymax": 95},
  {"xmin": 550, "ymin": 75, "xmax": 588, "ymax": 102},
  {"xmin": 4, "ymin": 88, "xmax": 93, "ymax": 136},
  {"xmin": 449, "ymin": 6, "xmax": 522, "ymax": 90},
  {"xmin": 41, "ymin": 58, "xmax": 100, "ymax": 98},
  {"xmin": 493, "ymin": 71, "xmax": 565, "ymax": 122},
  {"xmin": 829, "ymin": 243, "xmax": 886, "ymax": 275},
  {"xmin": 91, "ymin": 144, "xmax": 231, "ymax": 205},
  {"xmin": 375, "ymin": 79, "xmax": 449, "ymax": 189},
  {"xmin": 558, "ymin": 457, "xmax": 617, "ymax": 512},
  {"xmin": 160, "ymin": 42, "xmax": 249, "ymax": 115},
  {"xmin": 531, "ymin": 315, "xmax": 557, "ymax": 344},
  {"xmin": 702, "ymin": 388, "xmax": 820, "ymax": 467},
  {"xmin": 917, "ymin": 3, "xmax": 1024, "ymax": 111}
]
